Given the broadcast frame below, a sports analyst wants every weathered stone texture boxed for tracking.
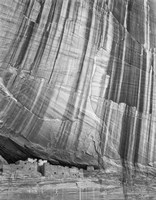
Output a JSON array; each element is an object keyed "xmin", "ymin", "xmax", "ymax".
[{"xmin": 0, "ymin": 0, "xmax": 156, "ymax": 168}]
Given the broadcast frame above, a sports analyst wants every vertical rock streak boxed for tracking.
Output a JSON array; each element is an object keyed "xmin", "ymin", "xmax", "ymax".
[{"xmin": 0, "ymin": 0, "xmax": 156, "ymax": 168}]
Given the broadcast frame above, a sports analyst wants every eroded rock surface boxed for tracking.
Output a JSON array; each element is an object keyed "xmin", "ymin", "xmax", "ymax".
[{"xmin": 0, "ymin": 0, "xmax": 156, "ymax": 169}]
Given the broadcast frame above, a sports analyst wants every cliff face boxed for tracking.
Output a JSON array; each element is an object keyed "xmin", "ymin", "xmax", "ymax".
[{"xmin": 0, "ymin": 0, "xmax": 156, "ymax": 167}]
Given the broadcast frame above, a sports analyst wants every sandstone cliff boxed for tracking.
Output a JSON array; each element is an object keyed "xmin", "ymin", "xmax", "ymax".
[{"xmin": 0, "ymin": 0, "xmax": 156, "ymax": 168}]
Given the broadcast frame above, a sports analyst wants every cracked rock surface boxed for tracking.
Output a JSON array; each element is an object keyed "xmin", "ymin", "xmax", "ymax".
[{"xmin": 0, "ymin": 0, "xmax": 156, "ymax": 170}]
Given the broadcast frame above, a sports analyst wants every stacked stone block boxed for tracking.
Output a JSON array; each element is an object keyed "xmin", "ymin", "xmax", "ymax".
[
  {"xmin": 44, "ymin": 163, "xmax": 84, "ymax": 179},
  {"xmin": 1, "ymin": 159, "xmax": 84, "ymax": 180}
]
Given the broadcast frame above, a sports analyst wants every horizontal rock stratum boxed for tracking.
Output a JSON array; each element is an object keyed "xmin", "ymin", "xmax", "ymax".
[{"xmin": 0, "ymin": 0, "xmax": 156, "ymax": 168}]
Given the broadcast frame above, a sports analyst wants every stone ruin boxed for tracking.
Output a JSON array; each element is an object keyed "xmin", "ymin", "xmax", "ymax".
[{"xmin": 0, "ymin": 158, "xmax": 84, "ymax": 180}]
